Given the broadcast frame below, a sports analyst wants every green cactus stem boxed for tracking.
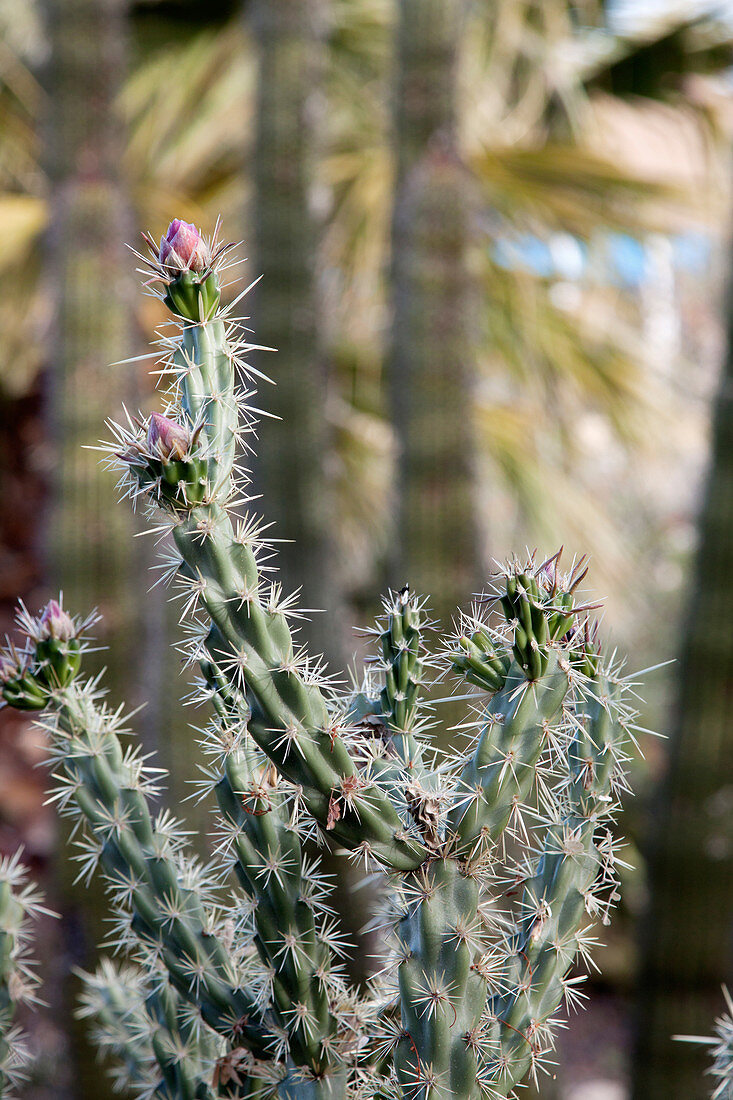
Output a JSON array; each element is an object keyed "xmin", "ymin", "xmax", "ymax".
[
  {"xmin": 351, "ymin": 589, "xmax": 441, "ymax": 849},
  {"xmin": 39, "ymin": 679, "xmax": 272, "ymax": 1053},
  {"xmin": 174, "ymin": 507, "xmax": 429, "ymax": 872},
  {"xmin": 448, "ymin": 651, "xmax": 570, "ymax": 852},
  {"xmin": 0, "ymin": 854, "xmax": 50, "ymax": 1098},
  {"xmin": 449, "ymin": 628, "xmax": 511, "ymax": 695},
  {"xmin": 120, "ymin": 229, "xmax": 431, "ymax": 872},
  {"xmin": 394, "ymin": 858, "xmax": 488, "ymax": 1100},
  {"xmin": 78, "ymin": 958, "xmax": 222, "ymax": 1100},
  {"xmin": 214, "ymin": 735, "xmax": 344, "ymax": 1077},
  {"xmin": 480, "ymin": 671, "xmax": 633, "ymax": 1094}
]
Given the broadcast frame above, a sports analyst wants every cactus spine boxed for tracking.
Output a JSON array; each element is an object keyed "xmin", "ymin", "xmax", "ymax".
[
  {"xmin": 77, "ymin": 959, "xmax": 222, "ymax": 1100},
  {"xmin": 0, "ymin": 220, "xmax": 640, "ymax": 1099},
  {"xmin": 0, "ymin": 853, "xmax": 49, "ymax": 1098},
  {"xmin": 674, "ymin": 988, "xmax": 733, "ymax": 1100}
]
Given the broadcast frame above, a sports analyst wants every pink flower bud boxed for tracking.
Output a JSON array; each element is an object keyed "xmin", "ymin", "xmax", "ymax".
[
  {"xmin": 38, "ymin": 600, "xmax": 76, "ymax": 642},
  {"xmin": 147, "ymin": 412, "xmax": 190, "ymax": 462},
  {"xmin": 159, "ymin": 219, "xmax": 211, "ymax": 274}
]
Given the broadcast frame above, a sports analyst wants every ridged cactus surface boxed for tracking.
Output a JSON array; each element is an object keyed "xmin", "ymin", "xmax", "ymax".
[
  {"xmin": 0, "ymin": 853, "xmax": 50, "ymax": 1098},
  {"xmin": 0, "ymin": 220, "xmax": 642, "ymax": 1100}
]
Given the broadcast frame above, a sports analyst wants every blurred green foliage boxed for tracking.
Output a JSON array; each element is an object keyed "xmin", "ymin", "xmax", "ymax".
[{"xmin": 0, "ymin": 1, "xmax": 726, "ymax": 623}]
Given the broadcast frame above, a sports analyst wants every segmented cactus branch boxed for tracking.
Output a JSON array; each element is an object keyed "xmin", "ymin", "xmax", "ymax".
[
  {"xmin": 38, "ymin": 674, "xmax": 271, "ymax": 1053},
  {"xmin": 135, "ymin": 287, "xmax": 429, "ymax": 871},
  {"xmin": 188, "ymin": 640, "xmax": 365, "ymax": 1085},
  {"xmin": 173, "ymin": 505, "xmax": 428, "ymax": 870},
  {"xmin": 0, "ymin": 854, "xmax": 50, "ymax": 1098},
  {"xmin": 348, "ymin": 588, "xmax": 441, "ymax": 849},
  {"xmin": 448, "ymin": 653, "xmax": 569, "ymax": 853},
  {"xmin": 78, "ymin": 958, "xmax": 223, "ymax": 1100},
  {"xmin": 393, "ymin": 859, "xmax": 488, "ymax": 1100},
  {"xmin": 214, "ymin": 733, "xmax": 345, "ymax": 1077},
  {"xmin": 374, "ymin": 588, "xmax": 428, "ymax": 743}
]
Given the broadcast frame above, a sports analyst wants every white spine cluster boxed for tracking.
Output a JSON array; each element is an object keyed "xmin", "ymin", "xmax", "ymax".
[
  {"xmin": 0, "ymin": 852, "xmax": 53, "ymax": 1098},
  {"xmin": 676, "ymin": 988, "xmax": 733, "ymax": 1100}
]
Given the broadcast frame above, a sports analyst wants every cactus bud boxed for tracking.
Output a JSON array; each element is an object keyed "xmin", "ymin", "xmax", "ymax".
[
  {"xmin": 0, "ymin": 652, "xmax": 18, "ymax": 684},
  {"xmin": 147, "ymin": 413, "xmax": 190, "ymax": 462},
  {"xmin": 450, "ymin": 632, "xmax": 510, "ymax": 693},
  {"xmin": 0, "ymin": 649, "xmax": 48, "ymax": 710},
  {"xmin": 141, "ymin": 219, "xmax": 222, "ymax": 321},
  {"xmin": 38, "ymin": 599, "xmax": 76, "ymax": 642},
  {"xmin": 159, "ymin": 219, "xmax": 210, "ymax": 274},
  {"xmin": 32, "ymin": 599, "xmax": 82, "ymax": 689}
]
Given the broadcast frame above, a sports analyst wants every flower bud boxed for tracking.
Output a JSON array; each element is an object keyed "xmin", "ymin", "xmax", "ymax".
[
  {"xmin": 0, "ymin": 652, "xmax": 18, "ymax": 684},
  {"xmin": 0, "ymin": 648, "xmax": 48, "ymax": 709},
  {"xmin": 147, "ymin": 413, "xmax": 190, "ymax": 462},
  {"xmin": 38, "ymin": 600, "xmax": 76, "ymax": 642},
  {"xmin": 159, "ymin": 219, "xmax": 210, "ymax": 274}
]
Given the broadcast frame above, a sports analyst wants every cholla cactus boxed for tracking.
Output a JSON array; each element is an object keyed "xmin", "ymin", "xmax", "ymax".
[
  {"xmin": 0, "ymin": 852, "xmax": 52, "ymax": 1097},
  {"xmin": 675, "ymin": 989, "xmax": 733, "ymax": 1100},
  {"xmin": 77, "ymin": 958, "xmax": 224, "ymax": 1099},
  {"xmin": 0, "ymin": 220, "xmax": 641, "ymax": 1099}
]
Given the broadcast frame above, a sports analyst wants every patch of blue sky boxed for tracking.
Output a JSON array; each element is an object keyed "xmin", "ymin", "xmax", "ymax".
[
  {"xmin": 672, "ymin": 231, "xmax": 712, "ymax": 274},
  {"xmin": 608, "ymin": 0, "xmax": 733, "ymax": 37},
  {"xmin": 492, "ymin": 235, "xmax": 555, "ymax": 278},
  {"xmin": 491, "ymin": 230, "xmax": 711, "ymax": 286},
  {"xmin": 605, "ymin": 234, "xmax": 647, "ymax": 287}
]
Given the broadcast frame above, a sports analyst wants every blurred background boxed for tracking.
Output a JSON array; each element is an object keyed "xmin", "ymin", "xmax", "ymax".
[{"xmin": 1, "ymin": 0, "xmax": 732, "ymax": 1097}]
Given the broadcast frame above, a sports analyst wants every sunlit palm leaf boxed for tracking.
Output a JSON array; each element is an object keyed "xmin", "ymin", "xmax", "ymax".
[
  {"xmin": 121, "ymin": 26, "xmax": 253, "ymax": 229},
  {"xmin": 583, "ymin": 8, "xmax": 733, "ymax": 98},
  {"xmin": 471, "ymin": 144, "xmax": 678, "ymax": 234},
  {"xmin": 477, "ymin": 397, "xmax": 633, "ymax": 591}
]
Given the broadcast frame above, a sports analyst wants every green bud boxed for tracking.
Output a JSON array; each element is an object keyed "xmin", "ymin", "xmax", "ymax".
[
  {"xmin": 0, "ymin": 654, "xmax": 49, "ymax": 710},
  {"xmin": 163, "ymin": 270, "xmax": 221, "ymax": 323}
]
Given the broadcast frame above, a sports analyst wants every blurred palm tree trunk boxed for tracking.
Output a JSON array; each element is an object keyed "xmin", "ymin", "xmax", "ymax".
[
  {"xmin": 250, "ymin": 0, "xmax": 345, "ymax": 666},
  {"xmin": 44, "ymin": 1, "xmax": 137, "ymax": 1096},
  {"xmin": 387, "ymin": 0, "xmax": 481, "ymax": 628},
  {"xmin": 632, "ymin": 254, "xmax": 733, "ymax": 1097},
  {"xmin": 248, "ymin": 0, "xmax": 380, "ymax": 984}
]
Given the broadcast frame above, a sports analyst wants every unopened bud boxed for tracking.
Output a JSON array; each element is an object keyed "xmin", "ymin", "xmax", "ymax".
[
  {"xmin": 38, "ymin": 600, "xmax": 76, "ymax": 642},
  {"xmin": 0, "ymin": 647, "xmax": 48, "ymax": 710},
  {"xmin": 0, "ymin": 653, "xmax": 18, "ymax": 684},
  {"xmin": 159, "ymin": 219, "xmax": 210, "ymax": 274},
  {"xmin": 147, "ymin": 412, "xmax": 190, "ymax": 462}
]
